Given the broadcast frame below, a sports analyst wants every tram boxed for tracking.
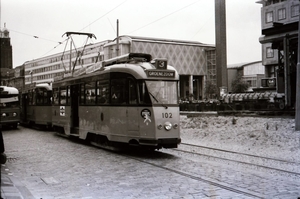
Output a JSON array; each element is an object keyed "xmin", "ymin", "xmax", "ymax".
[
  {"xmin": 0, "ymin": 86, "xmax": 20, "ymax": 129},
  {"xmin": 52, "ymin": 53, "xmax": 181, "ymax": 150},
  {"xmin": 20, "ymin": 83, "xmax": 52, "ymax": 128}
]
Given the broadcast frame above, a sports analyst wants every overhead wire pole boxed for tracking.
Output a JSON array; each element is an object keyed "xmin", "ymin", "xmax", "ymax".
[{"xmin": 295, "ymin": 0, "xmax": 300, "ymax": 131}]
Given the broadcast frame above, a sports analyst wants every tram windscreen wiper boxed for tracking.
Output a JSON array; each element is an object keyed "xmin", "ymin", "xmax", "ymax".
[
  {"xmin": 148, "ymin": 91, "xmax": 168, "ymax": 109},
  {"xmin": 148, "ymin": 91, "xmax": 159, "ymax": 103}
]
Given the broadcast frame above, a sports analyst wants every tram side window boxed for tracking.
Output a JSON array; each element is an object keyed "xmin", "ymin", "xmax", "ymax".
[
  {"xmin": 111, "ymin": 78, "xmax": 127, "ymax": 104},
  {"xmin": 80, "ymin": 84, "xmax": 85, "ymax": 105},
  {"xmin": 32, "ymin": 90, "xmax": 36, "ymax": 105},
  {"xmin": 85, "ymin": 82, "xmax": 96, "ymax": 105},
  {"xmin": 96, "ymin": 80, "xmax": 109, "ymax": 104},
  {"xmin": 36, "ymin": 89, "xmax": 42, "ymax": 104},
  {"xmin": 66, "ymin": 86, "xmax": 70, "ymax": 105},
  {"xmin": 53, "ymin": 88, "xmax": 59, "ymax": 105},
  {"xmin": 36, "ymin": 88, "xmax": 46, "ymax": 105},
  {"xmin": 46, "ymin": 91, "xmax": 52, "ymax": 104},
  {"xmin": 60, "ymin": 87, "xmax": 67, "ymax": 105},
  {"xmin": 28, "ymin": 90, "xmax": 33, "ymax": 105}
]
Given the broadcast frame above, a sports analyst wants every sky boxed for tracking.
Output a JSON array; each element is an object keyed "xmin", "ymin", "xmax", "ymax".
[{"xmin": 1, "ymin": 0, "xmax": 262, "ymax": 67}]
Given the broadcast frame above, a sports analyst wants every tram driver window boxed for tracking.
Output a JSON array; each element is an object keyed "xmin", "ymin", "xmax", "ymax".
[
  {"xmin": 138, "ymin": 81, "xmax": 151, "ymax": 105},
  {"xmin": 129, "ymin": 79, "xmax": 137, "ymax": 104},
  {"xmin": 111, "ymin": 78, "xmax": 127, "ymax": 105}
]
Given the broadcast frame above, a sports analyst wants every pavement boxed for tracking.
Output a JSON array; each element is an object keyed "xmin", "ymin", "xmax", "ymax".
[{"xmin": 1, "ymin": 163, "xmax": 35, "ymax": 199}]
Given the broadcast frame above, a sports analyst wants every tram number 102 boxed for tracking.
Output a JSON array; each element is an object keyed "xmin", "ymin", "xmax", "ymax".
[{"xmin": 162, "ymin": 113, "xmax": 172, "ymax": 118}]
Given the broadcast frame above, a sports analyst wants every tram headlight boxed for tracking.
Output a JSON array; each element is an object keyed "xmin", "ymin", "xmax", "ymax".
[
  {"xmin": 164, "ymin": 122, "xmax": 172, "ymax": 131},
  {"xmin": 2, "ymin": 113, "xmax": 6, "ymax": 117}
]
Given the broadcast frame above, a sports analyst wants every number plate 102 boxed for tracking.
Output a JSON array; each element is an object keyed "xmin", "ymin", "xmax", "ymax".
[{"xmin": 162, "ymin": 113, "xmax": 172, "ymax": 118}]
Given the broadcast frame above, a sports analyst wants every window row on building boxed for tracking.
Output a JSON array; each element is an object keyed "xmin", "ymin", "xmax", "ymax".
[
  {"xmin": 265, "ymin": 4, "xmax": 298, "ymax": 23},
  {"xmin": 23, "ymin": 47, "xmax": 106, "ymax": 85},
  {"xmin": 260, "ymin": 0, "xmax": 299, "ymax": 31},
  {"xmin": 265, "ymin": 0, "xmax": 287, "ymax": 6},
  {"xmin": 25, "ymin": 43, "xmax": 105, "ymax": 69}
]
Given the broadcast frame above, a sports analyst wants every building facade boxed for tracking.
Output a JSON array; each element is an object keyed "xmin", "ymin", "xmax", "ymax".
[
  {"xmin": 103, "ymin": 35, "xmax": 216, "ymax": 100},
  {"xmin": 17, "ymin": 35, "xmax": 216, "ymax": 100},
  {"xmin": 227, "ymin": 61, "xmax": 265, "ymax": 93},
  {"xmin": 257, "ymin": 0, "xmax": 299, "ymax": 108},
  {"xmin": 22, "ymin": 40, "xmax": 110, "ymax": 87}
]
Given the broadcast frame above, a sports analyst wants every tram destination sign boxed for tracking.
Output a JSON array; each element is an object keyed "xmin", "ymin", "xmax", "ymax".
[{"xmin": 147, "ymin": 70, "xmax": 175, "ymax": 78}]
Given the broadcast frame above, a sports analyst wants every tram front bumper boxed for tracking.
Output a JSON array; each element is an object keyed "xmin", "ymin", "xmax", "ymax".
[{"xmin": 139, "ymin": 138, "xmax": 181, "ymax": 148}]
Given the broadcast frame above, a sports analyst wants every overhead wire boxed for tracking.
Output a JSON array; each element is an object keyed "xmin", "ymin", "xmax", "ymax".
[
  {"xmin": 12, "ymin": 0, "xmax": 206, "ymax": 62},
  {"xmin": 8, "ymin": 0, "xmax": 128, "ymax": 61},
  {"xmin": 107, "ymin": 18, "xmax": 116, "ymax": 34},
  {"xmin": 79, "ymin": 0, "xmax": 128, "ymax": 32},
  {"xmin": 42, "ymin": 0, "xmax": 128, "ymax": 58},
  {"xmin": 127, "ymin": 0, "xmax": 201, "ymax": 34},
  {"xmin": 9, "ymin": 29, "xmax": 68, "ymax": 59},
  {"xmin": 190, "ymin": 13, "xmax": 214, "ymax": 40},
  {"xmin": 9, "ymin": 29, "xmax": 62, "ymax": 44},
  {"xmin": 38, "ymin": 38, "xmax": 68, "ymax": 58}
]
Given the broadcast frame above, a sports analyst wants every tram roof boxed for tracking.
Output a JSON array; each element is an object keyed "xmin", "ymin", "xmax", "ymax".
[
  {"xmin": 0, "ymin": 86, "xmax": 19, "ymax": 94},
  {"xmin": 53, "ymin": 61, "xmax": 179, "ymax": 86},
  {"xmin": 107, "ymin": 62, "xmax": 179, "ymax": 80},
  {"xmin": 52, "ymin": 53, "xmax": 180, "ymax": 86},
  {"xmin": 113, "ymin": 35, "xmax": 215, "ymax": 48},
  {"xmin": 35, "ymin": 83, "xmax": 52, "ymax": 90}
]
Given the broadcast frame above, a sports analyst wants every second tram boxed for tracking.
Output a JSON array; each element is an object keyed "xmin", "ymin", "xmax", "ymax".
[
  {"xmin": 20, "ymin": 83, "xmax": 52, "ymax": 128},
  {"xmin": 0, "ymin": 86, "xmax": 20, "ymax": 129},
  {"xmin": 52, "ymin": 53, "xmax": 181, "ymax": 150}
]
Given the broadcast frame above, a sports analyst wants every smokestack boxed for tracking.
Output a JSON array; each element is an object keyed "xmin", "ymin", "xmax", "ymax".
[{"xmin": 215, "ymin": 0, "xmax": 228, "ymax": 95}]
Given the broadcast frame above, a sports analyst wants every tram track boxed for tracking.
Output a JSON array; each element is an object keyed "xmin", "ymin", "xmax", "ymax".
[
  {"xmin": 170, "ymin": 142, "xmax": 300, "ymax": 179},
  {"xmin": 123, "ymin": 151, "xmax": 264, "ymax": 199},
  {"xmin": 181, "ymin": 110, "xmax": 295, "ymax": 119}
]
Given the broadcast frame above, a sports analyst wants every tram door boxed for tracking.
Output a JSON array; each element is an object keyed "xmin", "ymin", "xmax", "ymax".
[
  {"xmin": 70, "ymin": 84, "xmax": 79, "ymax": 134},
  {"xmin": 111, "ymin": 74, "xmax": 139, "ymax": 135}
]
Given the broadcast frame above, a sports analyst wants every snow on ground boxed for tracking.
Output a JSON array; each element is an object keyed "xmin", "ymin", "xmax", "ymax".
[{"xmin": 180, "ymin": 114, "xmax": 300, "ymax": 161}]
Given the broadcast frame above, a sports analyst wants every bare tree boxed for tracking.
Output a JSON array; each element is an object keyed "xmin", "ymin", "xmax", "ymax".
[
  {"xmin": 231, "ymin": 75, "xmax": 249, "ymax": 93},
  {"xmin": 205, "ymin": 80, "xmax": 218, "ymax": 99}
]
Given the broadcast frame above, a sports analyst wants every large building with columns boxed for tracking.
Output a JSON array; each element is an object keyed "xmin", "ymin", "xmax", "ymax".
[{"xmin": 104, "ymin": 36, "xmax": 216, "ymax": 100}]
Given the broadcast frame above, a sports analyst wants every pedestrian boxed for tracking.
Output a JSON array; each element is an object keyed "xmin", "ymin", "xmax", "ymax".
[{"xmin": 0, "ymin": 128, "xmax": 7, "ymax": 164}]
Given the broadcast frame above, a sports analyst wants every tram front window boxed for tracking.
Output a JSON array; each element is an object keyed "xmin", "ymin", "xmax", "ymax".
[{"xmin": 145, "ymin": 81, "xmax": 178, "ymax": 105}]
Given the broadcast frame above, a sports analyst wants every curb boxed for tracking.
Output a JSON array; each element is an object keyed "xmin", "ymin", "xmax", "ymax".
[{"xmin": 1, "ymin": 164, "xmax": 35, "ymax": 199}]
